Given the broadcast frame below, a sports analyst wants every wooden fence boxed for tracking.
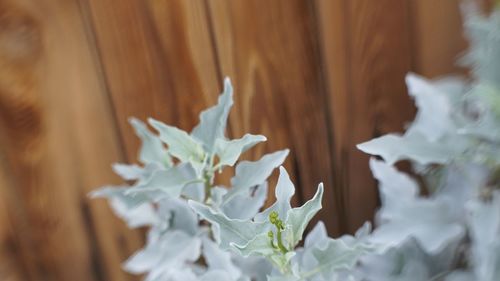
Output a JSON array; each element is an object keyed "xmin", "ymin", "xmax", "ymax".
[{"xmin": 0, "ymin": 0, "xmax": 473, "ymax": 280}]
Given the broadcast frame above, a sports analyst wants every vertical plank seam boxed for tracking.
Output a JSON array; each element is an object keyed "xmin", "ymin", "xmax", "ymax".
[
  {"xmin": 343, "ymin": 0, "xmax": 356, "ymax": 232},
  {"xmin": 308, "ymin": 0, "xmax": 347, "ymax": 234},
  {"xmin": 407, "ymin": 0, "xmax": 419, "ymax": 73},
  {"xmin": 140, "ymin": 1, "xmax": 184, "ymax": 123},
  {"xmin": 76, "ymin": 0, "xmax": 130, "ymax": 164},
  {"xmin": 203, "ymin": 0, "xmax": 236, "ymax": 139},
  {"xmin": 0, "ymin": 149, "xmax": 38, "ymax": 281},
  {"xmin": 203, "ymin": 0, "xmax": 224, "ymax": 87},
  {"xmin": 75, "ymin": 1, "xmax": 135, "ymax": 280}
]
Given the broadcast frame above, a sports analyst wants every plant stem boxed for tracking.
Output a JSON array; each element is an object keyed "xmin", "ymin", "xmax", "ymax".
[{"xmin": 276, "ymin": 228, "xmax": 288, "ymax": 254}]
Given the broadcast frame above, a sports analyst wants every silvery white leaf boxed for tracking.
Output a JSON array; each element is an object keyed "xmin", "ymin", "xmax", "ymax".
[
  {"xmin": 266, "ymin": 275, "xmax": 299, "ymax": 281},
  {"xmin": 129, "ymin": 117, "xmax": 171, "ymax": 166},
  {"xmin": 444, "ymin": 271, "xmax": 476, "ymax": 281},
  {"xmin": 357, "ymin": 133, "xmax": 456, "ymax": 165},
  {"xmin": 370, "ymin": 196, "xmax": 464, "ymax": 254},
  {"xmin": 199, "ymin": 270, "xmax": 233, "ymax": 281},
  {"xmin": 112, "ymin": 163, "xmax": 144, "ymax": 181},
  {"xmin": 182, "ymin": 181, "xmax": 205, "ymax": 202},
  {"xmin": 178, "ymin": 163, "xmax": 205, "ymax": 202},
  {"xmin": 285, "ymin": 183, "xmax": 323, "ymax": 247},
  {"xmin": 304, "ymin": 221, "xmax": 329, "ymax": 249},
  {"xmin": 461, "ymin": 7, "xmax": 500, "ymax": 89},
  {"xmin": 203, "ymin": 238, "xmax": 242, "ymax": 280},
  {"xmin": 232, "ymin": 255, "xmax": 273, "ymax": 281},
  {"xmin": 189, "ymin": 200, "xmax": 267, "ymax": 250},
  {"xmin": 125, "ymin": 164, "xmax": 194, "ymax": 199},
  {"xmin": 433, "ymin": 163, "xmax": 489, "ymax": 219},
  {"xmin": 369, "ymin": 158, "xmax": 419, "ymax": 217},
  {"xmin": 370, "ymin": 156, "xmax": 465, "ymax": 253},
  {"xmin": 163, "ymin": 268, "xmax": 199, "ymax": 281},
  {"xmin": 405, "ymin": 73, "xmax": 455, "ymax": 142},
  {"xmin": 158, "ymin": 198, "xmax": 199, "ymax": 236},
  {"xmin": 254, "ymin": 167, "xmax": 295, "ymax": 222},
  {"xmin": 210, "ymin": 187, "xmax": 228, "ymax": 207},
  {"xmin": 298, "ymin": 221, "xmax": 330, "ymax": 273},
  {"xmin": 109, "ymin": 198, "xmax": 159, "ymax": 228},
  {"xmin": 359, "ymin": 239, "xmax": 433, "ymax": 281},
  {"xmin": 90, "ymin": 186, "xmax": 151, "ymax": 209},
  {"xmin": 125, "ymin": 230, "xmax": 201, "ymax": 278},
  {"xmin": 232, "ymin": 232, "xmax": 275, "ymax": 258},
  {"xmin": 215, "ymin": 134, "xmax": 267, "ymax": 168},
  {"xmin": 340, "ymin": 222, "xmax": 372, "ymax": 247},
  {"xmin": 222, "ymin": 183, "xmax": 268, "ymax": 220},
  {"xmin": 149, "ymin": 118, "xmax": 205, "ymax": 164},
  {"xmin": 306, "ymin": 238, "xmax": 369, "ymax": 281},
  {"xmin": 191, "ymin": 77, "xmax": 233, "ymax": 152},
  {"xmin": 466, "ymin": 191, "xmax": 500, "ymax": 281},
  {"xmin": 225, "ymin": 149, "xmax": 289, "ymax": 201}
]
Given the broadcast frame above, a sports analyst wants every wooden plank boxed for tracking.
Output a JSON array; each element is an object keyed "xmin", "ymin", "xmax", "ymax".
[
  {"xmin": 0, "ymin": 160, "xmax": 25, "ymax": 281},
  {"xmin": 315, "ymin": 0, "xmax": 416, "ymax": 232},
  {"xmin": 409, "ymin": 0, "xmax": 467, "ymax": 77},
  {"xmin": 0, "ymin": 0, "xmax": 144, "ymax": 280},
  {"xmin": 0, "ymin": 0, "xmax": 94, "ymax": 279},
  {"xmin": 207, "ymin": 0, "xmax": 343, "ymax": 235},
  {"xmin": 83, "ymin": 0, "xmax": 221, "ymax": 164}
]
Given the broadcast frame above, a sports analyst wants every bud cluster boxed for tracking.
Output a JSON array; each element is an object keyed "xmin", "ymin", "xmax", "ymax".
[{"xmin": 268, "ymin": 211, "xmax": 288, "ymax": 254}]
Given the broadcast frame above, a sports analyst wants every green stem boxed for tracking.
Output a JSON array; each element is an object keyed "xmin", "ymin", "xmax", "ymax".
[
  {"xmin": 276, "ymin": 228, "xmax": 288, "ymax": 254},
  {"xmin": 203, "ymin": 172, "xmax": 212, "ymax": 203}
]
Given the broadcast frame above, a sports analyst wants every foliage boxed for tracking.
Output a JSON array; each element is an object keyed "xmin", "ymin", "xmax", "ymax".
[
  {"xmin": 356, "ymin": 5, "xmax": 500, "ymax": 281},
  {"xmin": 92, "ymin": 5, "xmax": 500, "ymax": 281}
]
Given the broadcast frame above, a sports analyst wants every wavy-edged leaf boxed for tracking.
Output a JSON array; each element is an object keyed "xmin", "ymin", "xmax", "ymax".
[
  {"xmin": 125, "ymin": 164, "xmax": 193, "ymax": 199},
  {"xmin": 149, "ymin": 118, "xmax": 205, "ymax": 164},
  {"xmin": 225, "ymin": 149, "xmax": 289, "ymax": 201},
  {"xmin": 357, "ymin": 133, "xmax": 456, "ymax": 165},
  {"xmin": 254, "ymin": 167, "xmax": 295, "ymax": 223},
  {"xmin": 215, "ymin": 134, "xmax": 267, "ymax": 168},
  {"xmin": 191, "ymin": 77, "xmax": 234, "ymax": 152},
  {"xmin": 222, "ymin": 183, "xmax": 268, "ymax": 220},
  {"xmin": 189, "ymin": 200, "xmax": 267, "ymax": 250},
  {"xmin": 130, "ymin": 117, "xmax": 171, "ymax": 166},
  {"xmin": 286, "ymin": 184, "xmax": 323, "ymax": 246}
]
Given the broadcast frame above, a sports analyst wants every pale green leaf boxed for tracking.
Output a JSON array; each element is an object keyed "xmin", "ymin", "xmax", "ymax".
[
  {"xmin": 232, "ymin": 232, "xmax": 275, "ymax": 257},
  {"xmin": 90, "ymin": 186, "xmax": 150, "ymax": 209},
  {"xmin": 215, "ymin": 134, "xmax": 267, "ymax": 167},
  {"xmin": 357, "ymin": 133, "xmax": 457, "ymax": 165},
  {"xmin": 148, "ymin": 118, "xmax": 205, "ymax": 164},
  {"xmin": 254, "ymin": 166, "xmax": 295, "ymax": 222},
  {"xmin": 125, "ymin": 164, "xmax": 193, "ymax": 199},
  {"xmin": 307, "ymin": 239, "xmax": 368, "ymax": 280},
  {"xmin": 189, "ymin": 200, "xmax": 267, "ymax": 250},
  {"xmin": 129, "ymin": 117, "xmax": 171, "ymax": 166},
  {"xmin": 112, "ymin": 163, "xmax": 144, "ymax": 181},
  {"xmin": 286, "ymin": 183, "xmax": 323, "ymax": 246},
  {"xmin": 222, "ymin": 183, "xmax": 268, "ymax": 220},
  {"xmin": 203, "ymin": 238, "xmax": 242, "ymax": 280},
  {"xmin": 224, "ymin": 149, "xmax": 289, "ymax": 201},
  {"xmin": 191, "ymin": 77, "xmax": 234, "ymax": 152},
  {"xmin": 405, "ymin": 74, "xmax": 455, "ymax": 142}
]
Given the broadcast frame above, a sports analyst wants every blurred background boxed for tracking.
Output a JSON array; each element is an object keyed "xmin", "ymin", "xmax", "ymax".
[{"xmin": 0, "ymin": 0, "xmax": 492, "ymax": 280}]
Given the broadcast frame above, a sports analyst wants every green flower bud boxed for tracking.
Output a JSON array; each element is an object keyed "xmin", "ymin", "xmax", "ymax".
[{"xmin": 269, "ymin": 211, "xmax": 279, "ymax": 224}]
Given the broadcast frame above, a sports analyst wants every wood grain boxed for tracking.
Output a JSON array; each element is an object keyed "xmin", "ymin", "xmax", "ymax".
[
  {"xmin": 316, "ymin": 0, "xmax": 416, "ymax": 232},
  {"xmin": 84, "ymin": 0, "xmax": 214, "ymax": 163},
  {"xmin": 0, "ymin": 159, "xmax": 24, "ymax": 281},
  {"xmin": 0, "ymin": 0, "xmax": 144, "ymax": 280},
  {"xmin": 0, "ymin": 0, "xmax": 467, "ymax": 279},
  {"xmin": 207, "ymin": 0, "xmax": 343, "ymax": 235},
  {"xmin": 409, "ymin": 0, "xmax": 468, "ymax": 77}
]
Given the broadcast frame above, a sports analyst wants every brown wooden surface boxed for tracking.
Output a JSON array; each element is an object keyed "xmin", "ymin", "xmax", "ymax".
[{"xmin": 0, "ymin": 0, "xmax": 467, "ymax": 280}]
